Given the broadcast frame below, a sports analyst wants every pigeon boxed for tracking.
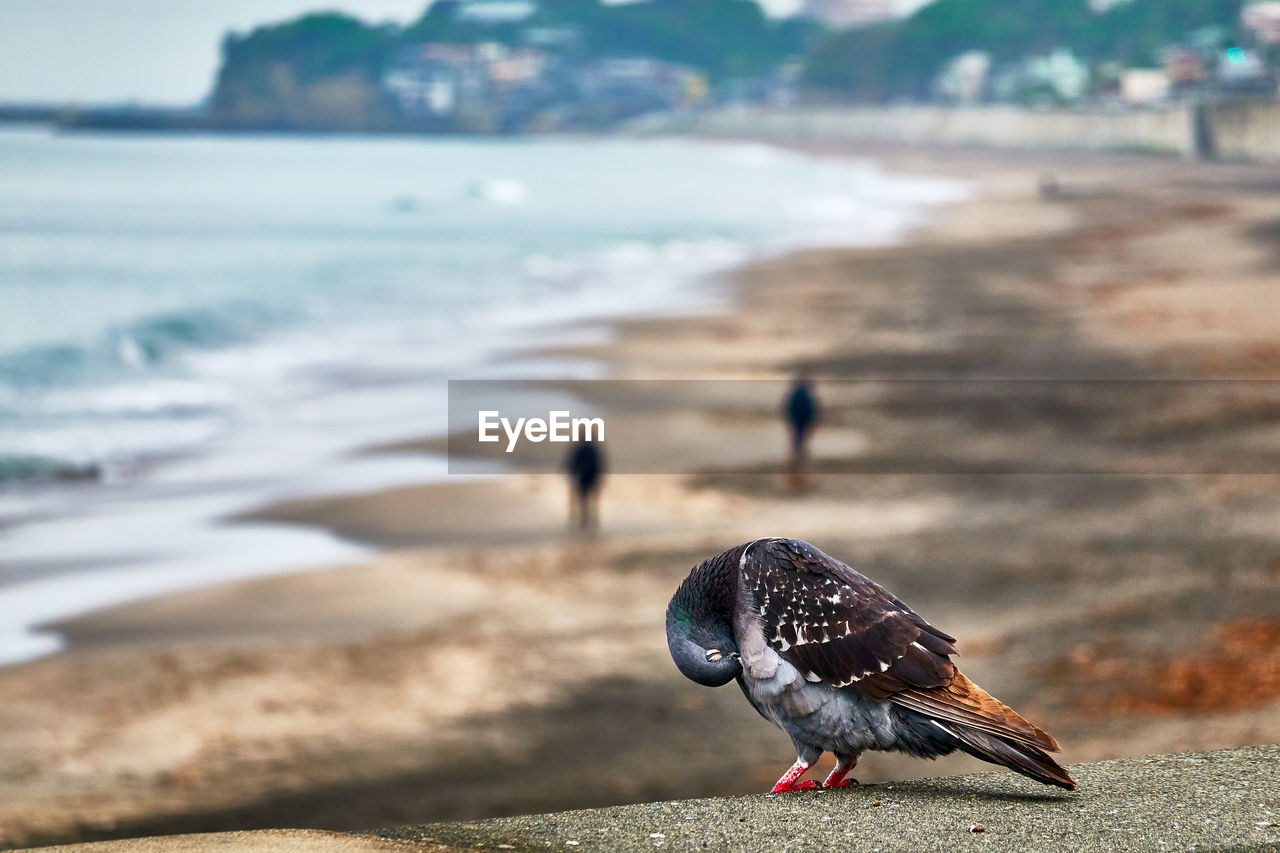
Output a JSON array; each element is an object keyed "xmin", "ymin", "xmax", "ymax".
[{"xmin": 665, "ymin": 537, "xmax": 1076, "ymax": 792}]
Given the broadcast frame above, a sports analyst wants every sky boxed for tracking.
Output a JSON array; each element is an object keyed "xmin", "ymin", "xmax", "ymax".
[
  {"xmin": 0, "ymin": 1, "xmax": 434, "ymax": 105},
  {"xmin": 0, "ymin": 0, "xmax": 916, "ymax": 106}
]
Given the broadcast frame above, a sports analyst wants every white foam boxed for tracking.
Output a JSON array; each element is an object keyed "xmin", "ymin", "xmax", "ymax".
[
  {"xmin": 467, "ymin": 177, "xmax": 529, "ymax": 205},
  {"xmin": 0, "ymin": 135, "xmax": 973, "ymax": 666},
  {"xmin": 36, "ymin": 378, "xmax": 236, "ymax": 416}
]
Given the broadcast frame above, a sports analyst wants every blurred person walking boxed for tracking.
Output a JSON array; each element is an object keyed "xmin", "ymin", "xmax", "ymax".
[
  {"xmin": 565, "ymin": 440, "xmax": 605, "ymax": 532},
  {"xmin": 783, "ymin": 374, "xmax": 819, "ymax": 493}
]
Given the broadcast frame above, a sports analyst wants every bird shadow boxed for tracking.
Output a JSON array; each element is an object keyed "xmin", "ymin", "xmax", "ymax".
[{"xmin": 850, "ymin": 780, "xmax": 1077, "ymax": 805}]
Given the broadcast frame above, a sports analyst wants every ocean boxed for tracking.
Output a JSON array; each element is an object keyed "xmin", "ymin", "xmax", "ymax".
[{"xmin": 0, "ymin": 127, "xmax": 969, "ymax": 663}]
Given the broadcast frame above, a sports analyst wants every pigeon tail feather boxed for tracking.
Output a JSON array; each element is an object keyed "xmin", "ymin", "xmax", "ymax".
[
  {"xmin": 890, "ymin": 670, "xmax": 1060, "ymax": 752},
  {"xmin": 940, "ymin": 722, "xmax": 1077, "ymax": 790}
]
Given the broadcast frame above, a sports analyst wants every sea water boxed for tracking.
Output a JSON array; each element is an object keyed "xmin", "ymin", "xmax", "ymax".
[{"xmin": 0, "ymin": 127, "xmax": 969, "ymax": 663}]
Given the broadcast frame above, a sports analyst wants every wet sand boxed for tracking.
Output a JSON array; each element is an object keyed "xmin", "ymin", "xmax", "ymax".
[{"xmin": 4, "ymin": 147, "xmax": 1280, "ymax": 848}]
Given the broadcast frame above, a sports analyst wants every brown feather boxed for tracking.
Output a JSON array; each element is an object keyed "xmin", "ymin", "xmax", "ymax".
[{"xmin": 891, "ymin": 670, "xmax": 1061, "ymax": 752}]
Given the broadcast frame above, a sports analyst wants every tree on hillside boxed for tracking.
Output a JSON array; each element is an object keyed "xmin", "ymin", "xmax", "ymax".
[
  {"xmin": 210, "ymin": 13, "xmax": 397, "ymax": 127},
  {"xmin": 204, "ymin": 0, "xmax": 825, "ymax": 128},
  {"xmin": 401, "ymin": 0, "xmax": 509, "ymax": 45},
  {"xmin": 1080, "ymin": 0, "xmax": 1245, "ymax": 65},
  {"xmin": 399, "ymin": 0, "xmax": 819, "ymax": 79},
  {"xmin": 218, "ymin": 13, "xmax": 392, "ymax": 83},
  {"xmin": 803, "ymin": 0, "xmax": 1248, "ymax": 100}
]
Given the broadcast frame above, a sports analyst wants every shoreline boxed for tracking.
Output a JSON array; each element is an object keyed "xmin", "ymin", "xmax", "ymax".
[
  {"xmin": 1, "ymin": 136, "xmax": 970, "ymax": 667},
  {"xmin": 236, "ymin": 153, "xmax": 980, "ymax": 552},
  {"xmin": 5, "ymin": 143, "xmax": 1280, "ymax": 848}
]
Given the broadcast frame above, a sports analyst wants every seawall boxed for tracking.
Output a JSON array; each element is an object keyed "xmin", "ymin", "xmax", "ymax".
[{"xmin": 640, "ymin": 100, "xmax": 1280, "ymax": 163}]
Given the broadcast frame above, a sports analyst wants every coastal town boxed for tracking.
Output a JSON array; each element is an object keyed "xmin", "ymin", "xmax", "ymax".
[
  {"xmin": 15, "ymin": 0, "xmax": 1280, "ymax": 133},
  {"xmin": 380, "ymin": 0, "xmax": 1280, "ymax": 129}
]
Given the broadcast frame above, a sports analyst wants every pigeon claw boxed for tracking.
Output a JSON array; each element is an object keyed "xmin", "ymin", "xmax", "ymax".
[
  {"xmin": 822, "ymin": 755, "xmax": 860, "ymax": 789},
  {"xmin": 770, "ymin": 779, "xmax": 817, "ymax": 793},
  {"xmin": 822, "ymin": 778, "xmax": 858, "ymax": 788}
]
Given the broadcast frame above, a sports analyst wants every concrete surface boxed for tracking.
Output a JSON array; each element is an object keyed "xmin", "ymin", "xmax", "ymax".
[
  {"xmin": 17, "ymin": 830, "xmax": 419, "ymax": 852},
  {"xmin": 374, "ymin": 745, "xmax": 1280, "ymax": 852},
  {"xmin": 21, "ymin": 746, "xmax": 1280, "ymax": 851}
]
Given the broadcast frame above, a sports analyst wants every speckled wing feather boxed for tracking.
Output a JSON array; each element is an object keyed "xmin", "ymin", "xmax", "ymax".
[
  {"xmin": 743, "ymin": 538, "xmax": 1061, "ymax": 754},
  {"xmin": 742, "ymin": 539, "xmax": 958, "ymax": 697}
]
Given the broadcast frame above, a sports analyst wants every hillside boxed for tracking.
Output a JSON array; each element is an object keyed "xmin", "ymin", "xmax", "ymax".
[
  {"xmin": 805, "ymin": 0, "xmax": 1250, "ymax": 100},
  {"xmin": 207, "ymin": 1, "xmax": 818, "ymax": 131}
]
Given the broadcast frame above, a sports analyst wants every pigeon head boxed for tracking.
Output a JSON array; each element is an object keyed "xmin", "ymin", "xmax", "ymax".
[{"xmin": 666, "ymin": 548, "xmax": 744, "ymax": 687}]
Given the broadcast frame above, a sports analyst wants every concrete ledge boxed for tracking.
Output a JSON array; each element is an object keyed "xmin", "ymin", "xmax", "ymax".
[
  {"xmin": 634, "ymin": 103, "xmax": 1280, "ymax": 164},
  {"xmin": 374, "ymin": 745, "xmax": 1280, "ymax": 852},
  {"xmin": 633, "ymin": 105, "xmax": 1197, "ymax": 159}
]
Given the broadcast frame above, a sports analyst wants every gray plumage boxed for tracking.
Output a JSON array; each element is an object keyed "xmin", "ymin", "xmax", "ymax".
[{"xmin": 666, "ymin": 537, "xmax": 1075, "ymax": 791}]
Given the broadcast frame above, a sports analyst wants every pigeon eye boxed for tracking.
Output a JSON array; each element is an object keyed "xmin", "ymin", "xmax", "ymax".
[{"xmin": 705, "ymin": 649, "xmax": 724, "ymax": 663}]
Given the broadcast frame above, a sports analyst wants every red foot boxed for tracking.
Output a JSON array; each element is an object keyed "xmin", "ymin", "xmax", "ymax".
[
  {"xmin": 822, "ymin": 756, "xmax": 859, "ymax": 789},
  {"xmin": 769, "ymin": 759, "xmax": 816, "ymax": 793}
]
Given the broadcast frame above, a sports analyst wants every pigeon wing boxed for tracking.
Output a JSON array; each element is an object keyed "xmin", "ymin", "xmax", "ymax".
[
  {"xmin": 743, "ymin": 539, "xmax": 1061, "ymax": 753},
  {"xmin": 742, "ymin": 538, "xmax": 957, "ymax": 697}
]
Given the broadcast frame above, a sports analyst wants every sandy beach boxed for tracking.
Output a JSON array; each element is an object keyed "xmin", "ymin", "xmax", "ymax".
[{"xmin": 5, "ymin": 145, "xmax": 1280, "ymax": 849}]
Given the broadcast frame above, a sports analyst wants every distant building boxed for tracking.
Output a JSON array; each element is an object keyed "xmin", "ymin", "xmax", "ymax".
[
  {"xmin": 456, "ymin": 0, "xmax": 537, "ymax": 24},
  {"xmin": 990, "ymin": 49, "xmax": 1089, "ymax": 104},
  {"xmin": 1161, "ymin": 46, "xmax": 1208, "ymax": 90},
  {"xmin": 935, "ymin": 51, "xmax": 990, "ymax": 103},
  {"xmin": 383, "ymin": 40, "xmax": 704, "ymax": 130},
  {"xmin": 574, "ymin": 58, "xmax": 708, "ymax": 120},
  {"xmin": 523, "ymin": 24, "xmax": 582, "ymax": 51},
  {"xmin": 385, "ymin": 44, "xmax": 477, "ymax": 117},
  {"xmin": 1030, "ymin": 50, "xmax": 1090, "ymax": 102},
  {"xmin": 383, "ymin": 42, "xmax": 549, "ymax": 124},
  {"xmin": 801, "ymin": 0, "xmax": 896, "ymax": 28},
  {"xmin": 1217, "ymin": 47, "xmax": 1274, "ymax": 94},
  {"xmin": 1243, "ymin": 1, "xmax": 1280, "ymax": 45},
  {"xmin": 1120, "ymin": 69, "xmax": 1170, "ymax": 105}
]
